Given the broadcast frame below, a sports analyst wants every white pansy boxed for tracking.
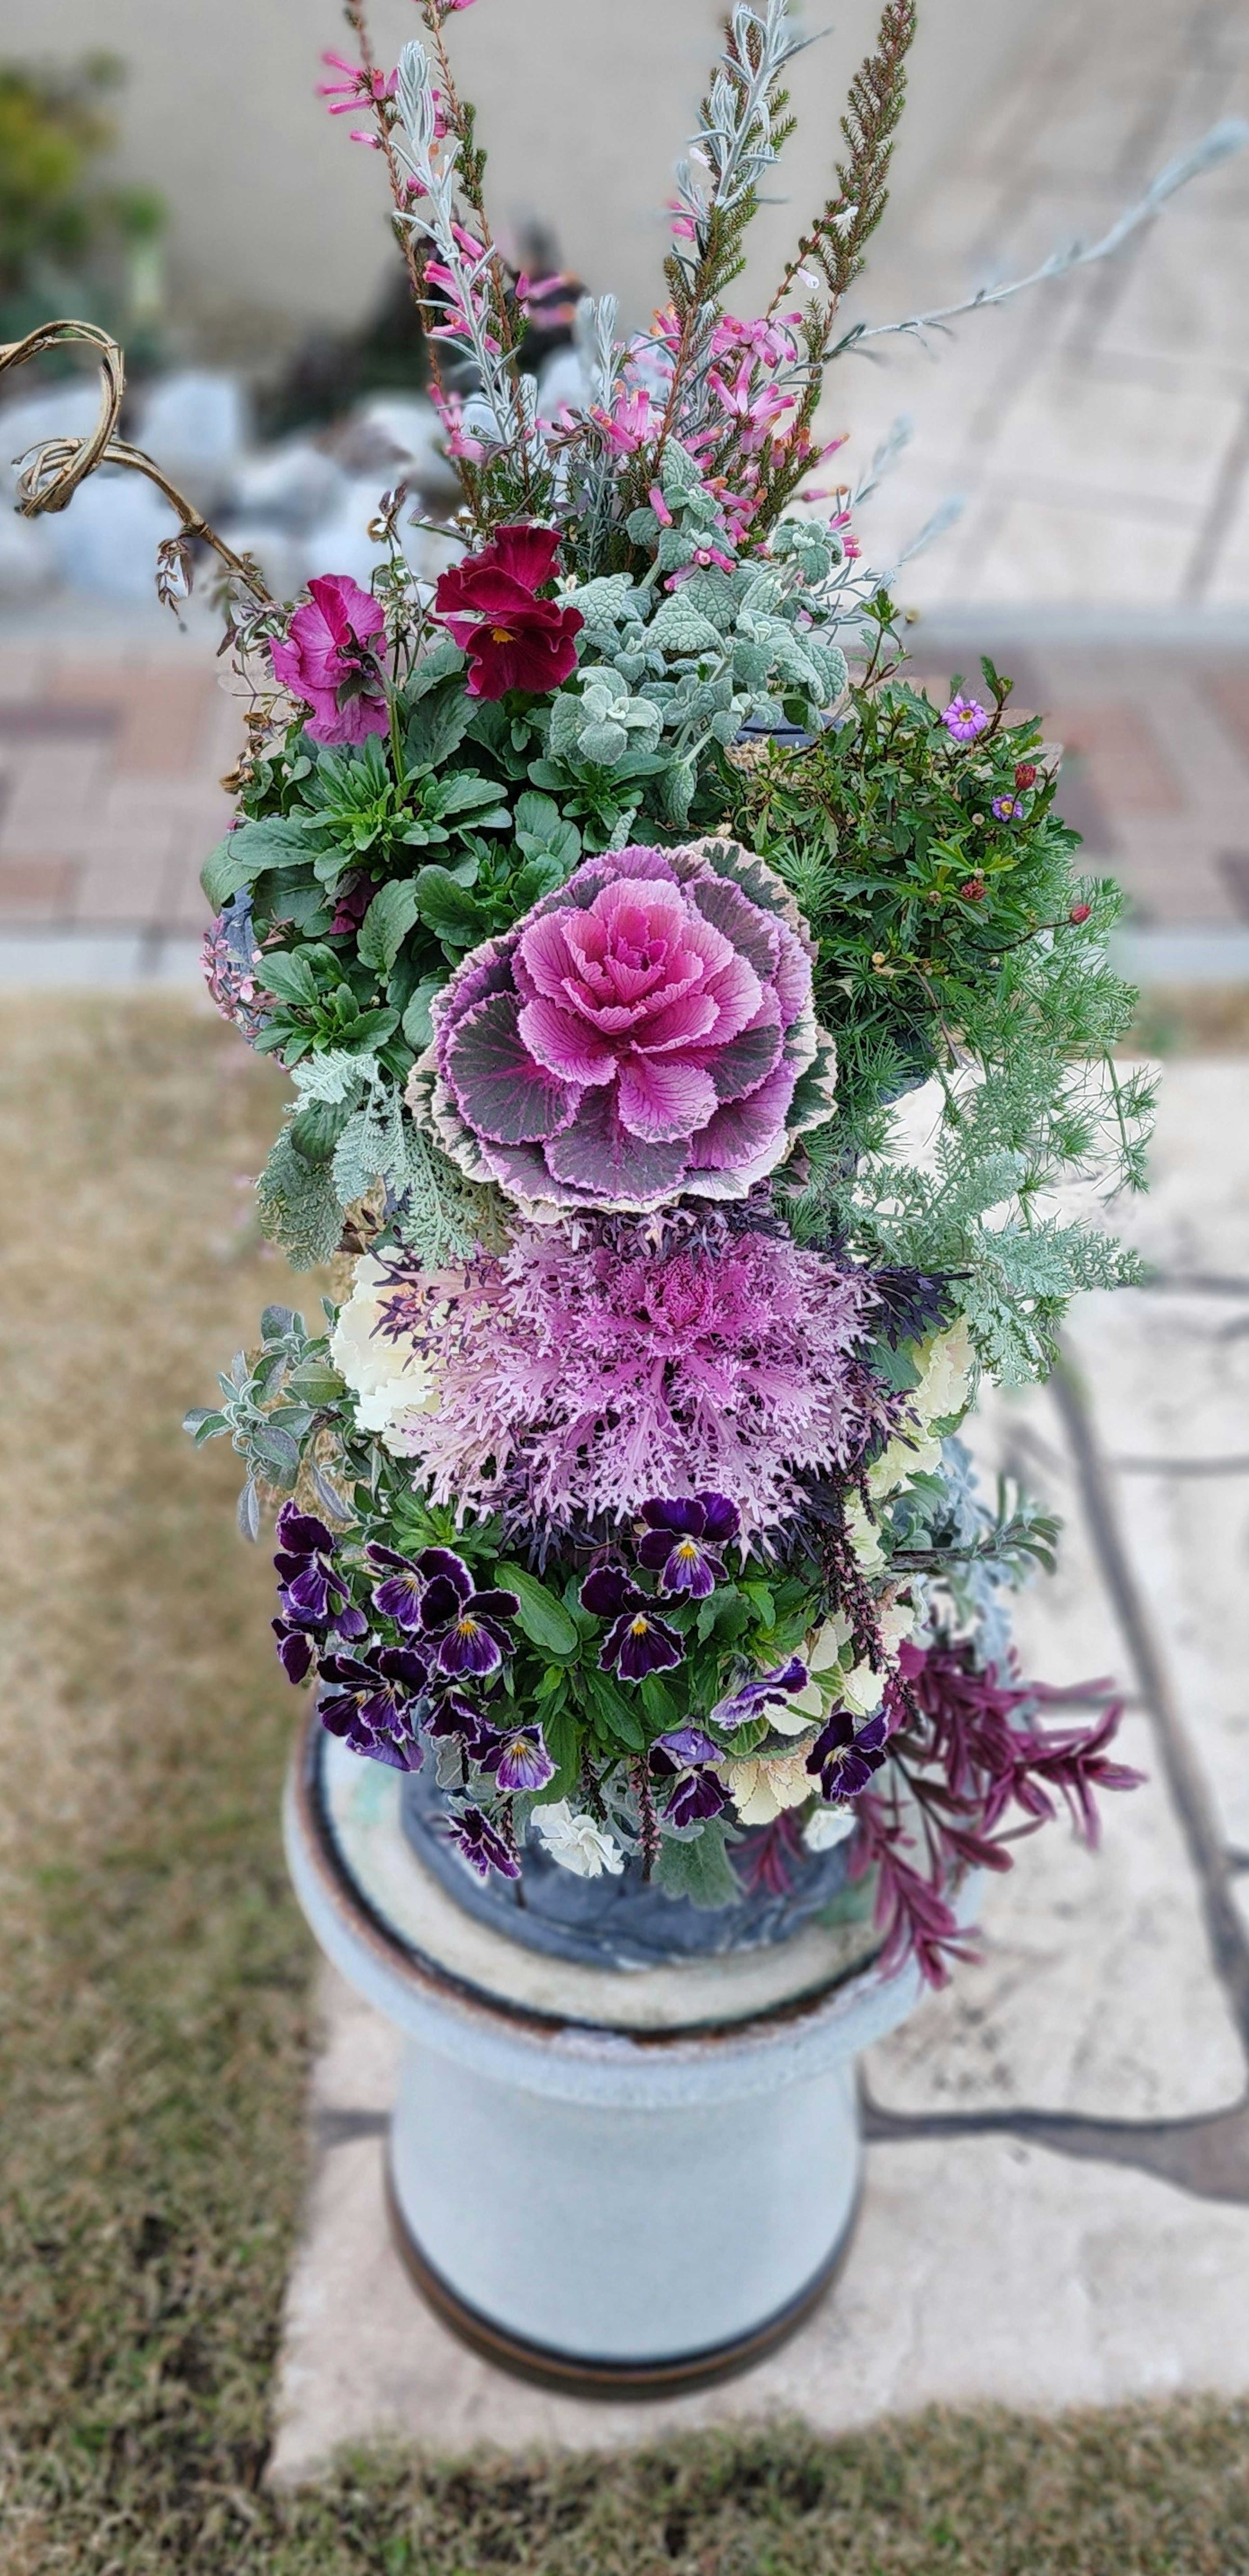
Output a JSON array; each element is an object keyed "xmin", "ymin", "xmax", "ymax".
[
  {"xmin": 329, "ymin": 1253, "xmax": 440, "ymax": 1453},
  {"xmin": 721, "ymin": 1749, "xmax": 814, "ymax": 1826},
  {"xmin": 532, "ymin": 1800, "xmax": 624, "ymax": 1878},
  {"xmin": 804, "ymin": 1803, "xmax": 856, "ymax": 1852}
]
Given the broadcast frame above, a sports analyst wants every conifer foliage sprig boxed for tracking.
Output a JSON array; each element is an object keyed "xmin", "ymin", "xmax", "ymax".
[{"xmin": 771, "ymin": 0, "xmax": 918, "ymax": 323}]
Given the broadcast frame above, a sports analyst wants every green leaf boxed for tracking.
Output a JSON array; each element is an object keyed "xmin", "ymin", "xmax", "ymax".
[
  {"xmin": 412, "ymin": 864, "xmax": 488, "ymax": 941},
  {"xmin": 257, "ymin": 948, "xmax": 319, "ymax": 1008},
  {"xmin": 404, "ymin": 680, "xmax": 474, "ymax": 774},
  {"xmin": 497, "ymin": 1563, "xmax": 580, "ymax": 1659},
  {"xmin": 201, "ymin": 815, "xmax": 319, "ymax": 908},
  {"xmin": 289, "ymin": 1098, "xmax": 354, "ymax": 1166},
  {"xmin": 401, "ymin": 978, "xmax": 442, "ymax": 1050},
  {"xmin": 655, "ymin": 1822, "xmax": 741, "ymax": 1910},
  {"xmin": 183, "ymin": 1407, "xmax": 227, "ymax": 1445},
  {"xmin": 582, "ymin": 1668, "xmax": 646, "ymax": 1751},
  {"xmin": 358, "ymin": 879, "xmax": 421, "ymax": 976},
  {"xmin": 638, "ymin": 1674, "xmax": 679, "ymax": 1730},
  {"xmin": 284, "ymin": 1358, "xmax": 346, "ymax": 1405},
  {"xmin": 540, "ymin": 1706, "xmax": 583, "ymax": 1803}
]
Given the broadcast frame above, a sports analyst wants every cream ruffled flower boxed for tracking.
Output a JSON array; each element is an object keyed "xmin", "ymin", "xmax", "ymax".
[
  {"xmin": 786, "ymin": 1595, "xmax": 920, "ymax": 1732},
  {"xmin": 720, "ymin": 1748, "xmax": 815, "ymax": 1826},
  {"xmin": 532, "ymin": 1800, "xmax": 624, "ymax": 1878},
  {"xmin": 866, "ymin": 1319, "xmax": 975, "ymax": 1502},
  {"xmin": 329, "ymin": 1253, "xmax": 440, "ymax": 1453}
]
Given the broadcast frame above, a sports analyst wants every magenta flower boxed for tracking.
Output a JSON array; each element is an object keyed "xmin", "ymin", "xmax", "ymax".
[
  {"xmin": 941, "ymin": 694, "xmax": 990, "ymax": 744},
  {"xmin": 433, "ymin": 524, "xmax": 583, "ymax": 699},
  {"xmin": 411, "ymin": 839, "xmax": 833, "ymax": 1217},
  {"xmin": 269, "ymin": 575, "xmax": 390, "ymax": 747}
]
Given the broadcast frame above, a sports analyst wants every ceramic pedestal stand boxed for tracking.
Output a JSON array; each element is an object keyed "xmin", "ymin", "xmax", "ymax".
[{"xmin": 285, "ymin": 1713, "xmax": 924, "ymax": 2396}]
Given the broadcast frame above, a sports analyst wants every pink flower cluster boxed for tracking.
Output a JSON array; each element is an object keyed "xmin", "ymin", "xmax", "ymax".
[
  {"xmin": 371, "ymin": 1217, "xmax": 898, "ymax": 1538},
  {"xmin": 411, "ymin": 839, "xmax": 831, "ymax": 1217}
]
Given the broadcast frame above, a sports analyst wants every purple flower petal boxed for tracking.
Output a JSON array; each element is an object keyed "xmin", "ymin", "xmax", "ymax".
[
  {"xmin": 276, "ymin": 1504, "xmax": 337, "ymax": 1555},
  {"xmin": 579, "ymin": 1564, "xmax": 634, "ymax": 1618},
  {"xmin": 447, "ymin": 1804, "xmax": 520, "ymax": 1879},
  {"xmin": 436, "ymin": 1615, "xmax": 505, "ymax": 1677},
  {"xmin": 603, "ymin": 1606, "xmax": 684, "ymax": 1681}
]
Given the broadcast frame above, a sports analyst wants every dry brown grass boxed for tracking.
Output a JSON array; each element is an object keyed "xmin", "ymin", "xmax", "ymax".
[{"xmin": 3, "ymin": 996, "xmax": 1249, "ymax": 2574}]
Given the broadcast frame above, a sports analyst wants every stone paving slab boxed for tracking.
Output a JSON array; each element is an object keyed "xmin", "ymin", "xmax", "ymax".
[
  {"xmin": 269, "ymin": 1059, "xmax": 1249, "ymax": 2480},
  {"xmin": 836, "ymin": 0, "xmax": 1249, "ymax": 615}
]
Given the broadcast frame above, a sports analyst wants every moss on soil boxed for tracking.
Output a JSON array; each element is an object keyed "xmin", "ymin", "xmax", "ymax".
[{"xmin": 3, "ymin": 995, "xmax": 1249, "ymax": 2574}]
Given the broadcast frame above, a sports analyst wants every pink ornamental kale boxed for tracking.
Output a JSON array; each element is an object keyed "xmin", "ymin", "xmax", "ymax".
[
  {"xmin": 368, "ymin": 1215, "xmax": 897, "ymax": 1539},
  {"xmin": 408, "ymin": 840, "xmax": 835, "ymax": 1217},
  {"xmin": 269, "ymin": 574, "xmax": 390, "ymax": 747}
]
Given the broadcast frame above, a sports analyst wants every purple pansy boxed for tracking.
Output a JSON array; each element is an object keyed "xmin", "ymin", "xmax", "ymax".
[
  {"xmin": 317, "ymin": 1644, "xmax": 431, "ymax": 1769},
  {"xmin": 710, "ymin": 1655, "xmax": 809, "ymax": 1731},
  {"xmin": 446, "ymin": 1803, "xmax": 521, "ymax": 1880},
  {"xmin": 637, "ymin": 1492, "xmax": 740, "ymax": 1597},
  {"xmin": 651, "ymin": 1726, "xmax": 729, "ymax": 1827},
  {"xmin": 410, "ymin": 838, "xmax": 835, "ymax": 1218},
  {"xmin": 941, "ymin": 695, "xmax": 990, "ymax": 744},
  {"xmin": 475, "ymin": 1719, "xmax": 556, "ymax": 1794},
  {"xmin": 273, "ymin": 1501, "xmax": 365, "ymax": 1654},
  {"xmin": 580, "ymin": 1565, "xmax": 685, "ymax": 1682},
  {"xmin": 367, "ymin": 1541, "xmax": 518, "ymax": 1677},
  {"xmin": 806, "ymin": 1704, "xmax": 890, "ymax": 1801},
  {"xmin": 272, "ymin": 1617, "xmax": 315, "ymax": 1685}
]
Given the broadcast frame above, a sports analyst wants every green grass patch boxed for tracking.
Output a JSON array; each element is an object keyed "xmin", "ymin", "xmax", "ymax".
[{"xmin": 3, "ymin": 997, "xmax": 1249, "ymax": 2572}]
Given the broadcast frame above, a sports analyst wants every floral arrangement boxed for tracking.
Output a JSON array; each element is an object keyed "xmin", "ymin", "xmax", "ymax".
[{"xmin": 157, "ymin": 0, "xmax": 1249, "ymax": 1981}]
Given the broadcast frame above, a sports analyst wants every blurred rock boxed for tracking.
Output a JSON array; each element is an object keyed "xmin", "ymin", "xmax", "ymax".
[
  {"xmin": 44, "ymin": 464, "xmax": 180, "ymax": 601},
  {"xmin": 226, "ymin": 437, "xmax": 346, "ymax": 529},
  {"xmin": 133, "ymin": 370, "xmax": 250, "ymax": 506},
  {"xmin": 330, "ymin": 394, "xmax": 460, "ymax": 500}
]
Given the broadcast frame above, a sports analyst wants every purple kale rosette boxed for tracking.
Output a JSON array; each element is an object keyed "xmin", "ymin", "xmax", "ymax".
[{"xmin": 407, "ymin": 838, "xmax": 837, "ymax": 1217}]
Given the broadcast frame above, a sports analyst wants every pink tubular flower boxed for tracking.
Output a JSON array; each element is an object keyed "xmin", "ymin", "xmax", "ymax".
[
  {"xmin": 316, "ymin": 49, "xmax": 396, "ymax": 114},
  {"xmin": 590, "ymin": 383, "xmax": 660, "ymax": 456},
  {"xmin": 408, "ymin": 838, "xmax": 836, "ymax": 1218},
  {"xmin": 361, "ymin": 1215, "xmax": 898, "ymax": 1538},
  {"xmin": 269, "ymin": 575, "xmax": 390, "ymax": 747}
]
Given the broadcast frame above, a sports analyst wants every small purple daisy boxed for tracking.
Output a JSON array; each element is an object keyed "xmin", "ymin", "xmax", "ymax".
[
  {"xmin": 942, "ymin": 695, "xmax": 990, "ymax": 744},
  {"xmin": 992, "ymin": 793, "xmax": 1022, "ymax": 821}
]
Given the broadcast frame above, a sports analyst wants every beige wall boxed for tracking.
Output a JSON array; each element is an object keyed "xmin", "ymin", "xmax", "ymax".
[{"xmin": 25, "ymin": 1, "xmax": 1041, "ymax": 342}]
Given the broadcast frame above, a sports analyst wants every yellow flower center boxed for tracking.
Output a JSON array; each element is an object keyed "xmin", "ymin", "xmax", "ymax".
[{"xmin": 489, "ymin": 624, "xmax": 515, "ymax": 643}]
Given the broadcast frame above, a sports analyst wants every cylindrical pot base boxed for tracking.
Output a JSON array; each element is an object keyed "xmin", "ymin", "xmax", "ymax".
[
  {"xmin": 385, "ymin": 2156, "xmax": 858, "ymax": 2397},
  {"xmin": 285, "ymin": 1720, "xmax": 925, "ymax": 2395}
]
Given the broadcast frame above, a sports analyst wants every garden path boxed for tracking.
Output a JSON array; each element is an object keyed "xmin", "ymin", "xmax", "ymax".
[{"xmin": 269, "ymin": 1056, "xmax": 1249, "ymax": 2478}]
